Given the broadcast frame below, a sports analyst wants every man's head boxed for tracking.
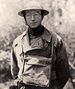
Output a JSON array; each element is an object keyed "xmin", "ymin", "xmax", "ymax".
[
  {"xmin": 18, "ymin": 0, "xmax": 49, "ymax": 28},
  {"xmin": 24, "ymin": 9, "xmax": 43, "ymax": 28}
]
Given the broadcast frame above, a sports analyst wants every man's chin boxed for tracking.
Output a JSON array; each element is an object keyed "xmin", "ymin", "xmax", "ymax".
[{"xmin": 29, "ymin": 25, "xmax": 38, "ymax": 29}]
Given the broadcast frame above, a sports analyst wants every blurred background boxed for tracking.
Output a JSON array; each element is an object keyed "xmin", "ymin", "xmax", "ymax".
[{"xmin": 0, "ymin": 0, "xmax": 75, "ymax": 88}]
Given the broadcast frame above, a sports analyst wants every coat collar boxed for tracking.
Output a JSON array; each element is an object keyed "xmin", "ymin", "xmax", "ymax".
[
  {"xmin": 20, "ymin": 27, "xmax": 52, "ymax": 54},
  {"xmin": 21, "ymin": 27, "xmax": 52, "ymax": 43}
]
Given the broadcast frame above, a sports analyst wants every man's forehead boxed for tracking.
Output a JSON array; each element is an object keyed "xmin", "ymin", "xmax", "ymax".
[{"xmin": 25, "ymin": 9, "xmax": 41, "ymax": 14}]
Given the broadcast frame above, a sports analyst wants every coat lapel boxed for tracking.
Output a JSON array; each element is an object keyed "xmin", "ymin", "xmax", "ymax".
[{"xmin": 21, "ymin": 28, "xmax": 52, "ymax": 54}]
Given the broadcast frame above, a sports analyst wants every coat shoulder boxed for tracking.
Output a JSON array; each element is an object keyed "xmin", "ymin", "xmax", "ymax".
[
  {"xmin": 49, "ymin": 30, "xmax": 62, "ymax": 47},
  {"xmin": 12, "ymin": 30, "xmax": 27, "ymax": 48},
  {"xmin": 51, "ymin": 31, "xmax": 62, "ymax": 41}
]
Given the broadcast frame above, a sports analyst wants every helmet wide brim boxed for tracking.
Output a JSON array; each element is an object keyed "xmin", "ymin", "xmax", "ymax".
[{"xmin": 18, "ymin": 9, "xmax": 49, "ymax": 17}]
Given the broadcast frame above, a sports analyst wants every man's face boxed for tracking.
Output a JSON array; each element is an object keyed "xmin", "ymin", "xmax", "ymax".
[{"xmin": 25, "ymin": 10, "xmax": 43, "ymax": 28}]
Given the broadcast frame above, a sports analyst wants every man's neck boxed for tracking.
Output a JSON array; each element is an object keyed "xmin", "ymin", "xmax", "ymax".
[{"xmin": 28, "ymin": 25, "xmax": 44, "ymax": 37}]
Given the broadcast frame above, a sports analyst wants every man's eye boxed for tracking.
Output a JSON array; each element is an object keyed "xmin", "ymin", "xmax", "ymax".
[
  {"xmin": 35, "ymin": 13, "xmax": 40, "ymax": 15},
  {"xmin": 26, "ymin": 14, "xmax": 31, "ymax": 16}
]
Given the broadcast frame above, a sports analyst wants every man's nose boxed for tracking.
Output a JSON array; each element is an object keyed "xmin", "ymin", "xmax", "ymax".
[{"xmin": 31, "ymin": 15, "xmax": 35, "ymax": 21}]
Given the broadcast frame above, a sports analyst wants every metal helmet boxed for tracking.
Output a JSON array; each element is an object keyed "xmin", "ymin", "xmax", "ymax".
[{"xmin": 18, "ymin": 0, "xmax": 49, "ymax": 17}]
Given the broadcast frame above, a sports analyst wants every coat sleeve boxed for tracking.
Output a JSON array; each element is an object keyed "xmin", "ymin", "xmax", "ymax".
[
  {"xmin": 54, "ymin": 40, "xmax": 70, "ymax": 88},
  {"xmin": 11, "ymin": 46, "xmax": 19, "ymax": 79}
]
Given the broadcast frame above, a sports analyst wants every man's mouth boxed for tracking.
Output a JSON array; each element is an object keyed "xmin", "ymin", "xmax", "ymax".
[{"xmin": 30, "ymin": 22, "xmax": 37, "ymax": 25}]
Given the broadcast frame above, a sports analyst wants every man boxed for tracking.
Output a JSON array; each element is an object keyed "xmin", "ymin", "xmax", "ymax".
[{"xmin": 10, "ymin": 0, "xmax": 70, "ymax": 89}]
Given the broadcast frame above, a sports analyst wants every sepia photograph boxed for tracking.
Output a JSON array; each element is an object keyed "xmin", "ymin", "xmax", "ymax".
[{"xmin": 0, "ymin": 0, "xmax": 75, "ymax": 89}]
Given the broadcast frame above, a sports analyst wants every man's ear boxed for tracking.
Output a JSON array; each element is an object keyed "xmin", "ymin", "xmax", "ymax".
[
  {"xmin": 23, "ymin": 15, "xmax": 28, "ymax": 25},
  {"xmin": 22, "ymin": 12, "xmax": 27, "ymax": 25},
  {"xmin": 24, "ymin": 17, "xmax": 27, "ymax": 25},
  {"xmin": 42, "ymin": 15, "xmax": 44, "ymax": 20},
  {"xmin": 41, "ymin": 11, "xmax": 44, "ymax": 20}
]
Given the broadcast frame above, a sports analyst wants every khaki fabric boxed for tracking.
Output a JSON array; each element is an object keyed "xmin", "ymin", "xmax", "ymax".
[
  {"xmin": 11, "ymin": 27, "xmax": 70, "ymax": 89},
  {"xmin": 63, "ymin": 78, "xmax": 74, "ymax": 89}
]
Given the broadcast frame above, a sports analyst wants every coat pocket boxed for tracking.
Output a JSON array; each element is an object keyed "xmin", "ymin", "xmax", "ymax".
[{"xmin": 23, "ymin": 56, "xmax": 52, "ymax": 87}]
